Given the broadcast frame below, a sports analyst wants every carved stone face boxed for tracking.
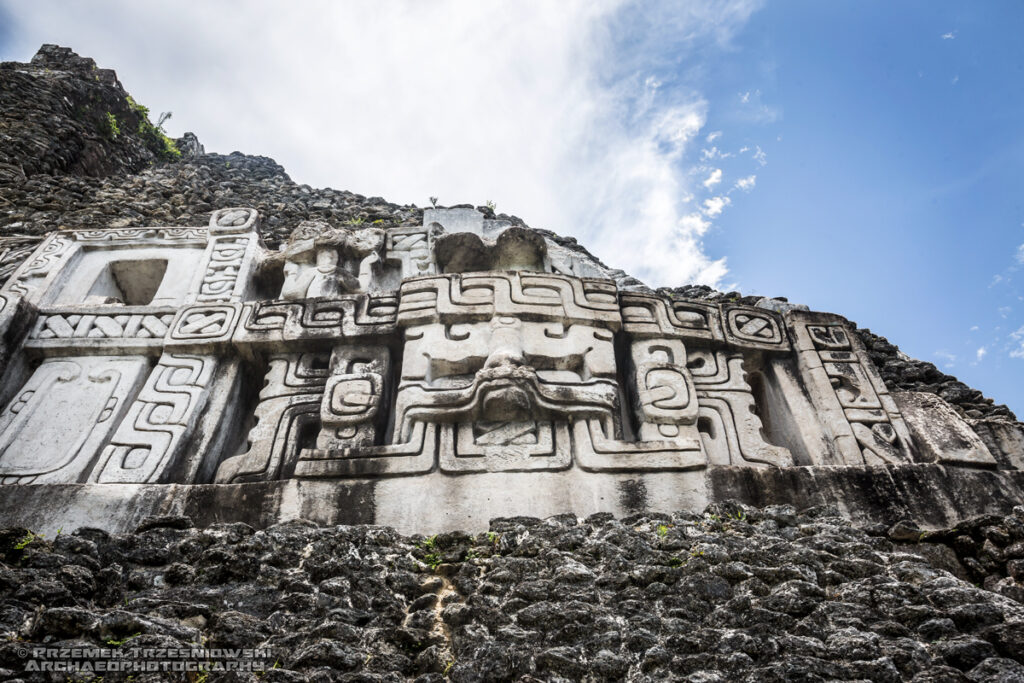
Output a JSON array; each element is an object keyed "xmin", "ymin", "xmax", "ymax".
[{"xmin": 394, "ymin": 316, "xmax": 618, "ymax": 437}]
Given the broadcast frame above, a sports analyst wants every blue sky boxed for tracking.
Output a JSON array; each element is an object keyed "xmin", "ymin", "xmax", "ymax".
[{"xmin": 0, "ymin": 1, "xmax": 1022, "ymax": 413}]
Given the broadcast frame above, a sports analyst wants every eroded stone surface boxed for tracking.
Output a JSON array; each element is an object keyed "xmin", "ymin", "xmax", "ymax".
[{"xmin": 2, "ymin": 505, "xmax": 1024, "ymax": 681}]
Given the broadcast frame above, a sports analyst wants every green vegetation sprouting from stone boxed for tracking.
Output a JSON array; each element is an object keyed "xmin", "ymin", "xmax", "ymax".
[
  {"xmin": 126, "ymin": 95, "xmax": 181, "ymax": 161},
  {"xmin": 102, "ymin": 111, "xmax": 120, "ymax": 138},
  {"xmin": 13, "ymin": 531, "xmax": 38, "ymax": 550}
]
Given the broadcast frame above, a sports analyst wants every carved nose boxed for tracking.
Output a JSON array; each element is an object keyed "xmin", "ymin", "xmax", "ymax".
[{"xmin": 483, "ymin": 348, "xmax": 525, "ymax": 369}]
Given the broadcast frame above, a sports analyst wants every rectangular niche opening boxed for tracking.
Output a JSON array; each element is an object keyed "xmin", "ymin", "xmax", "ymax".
[{"xmin": 86, "ymin": 259, "xmax": 168, "ymax": 305}]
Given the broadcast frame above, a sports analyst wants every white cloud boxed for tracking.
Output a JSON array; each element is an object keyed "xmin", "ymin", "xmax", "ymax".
[
  {"xmin": 1010, "ymin": 326, "xmax": 1024, "ymax": 359},
  {"xmin": 703, "ymin": 168, "xmax": 723, "ymax": 188},
  {"xmin": 1016, "ymin": 243, "xmax": 1024, "ymax": 264},
  {"xmin": 752, "ymin": 145, "xmax": 768, "ymax": 166},
  {"xmin": 941, "ymin": 31, "xmax": 956, "ymax": 40},
  {"xmin": 735, "ymin": 174, "xmax": 756, "ymax": 191},
  {"xmin": 706, "ymin": 130, "xmax": 722, "ymax": 143},
  {"xmin": 934, "ymin": 350, "xmax": 957, "ymax": 368},
  {"xmin": 976, "ymin": 347, "xmax": 987, "ymax": 362},
  {"xmin": 702, "ymin": 196, "xmax": 730, "ymax": 217},
  {"xmin": 0, "ymin": 0, "xmax": 765, "ymax": 288}
]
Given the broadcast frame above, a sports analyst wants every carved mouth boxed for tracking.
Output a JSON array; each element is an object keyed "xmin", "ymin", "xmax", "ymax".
[{"xmin": 478, "ymin": 380, "xmax": 533, "ymax": 422}]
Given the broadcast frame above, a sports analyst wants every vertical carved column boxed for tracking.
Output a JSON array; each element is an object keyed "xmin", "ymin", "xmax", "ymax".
[
  {"xmin": 317, "ymin": 345, "xmax": 390, "ymax": 450},
  {"xmin": 629, "ymin": 338, "xmax": 698, "ymax": 442},
  {"xmin": 91, "ymin": 354, "xmax": 220, "ymax": 483},
  {"xmin": 215, "ymin": 352, "xmax": 329, "ymax": 483},
  {"xmin": 788, "ymin": 311, "xmax": 914, "ymax": 465}
]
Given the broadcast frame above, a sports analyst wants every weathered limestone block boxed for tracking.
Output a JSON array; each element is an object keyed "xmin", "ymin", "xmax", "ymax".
[
  {"xmin": 894, "ymin": 391, "xmax": 996, "ymax": 466},
  {"xmin": 434, "ymin": 226, "xmax": 548, "ymax": 273},
  {"xmin": 0, "ymin": 292, "xmax": 36, "ymax": 380},
  {"xmin": 970, "ymin": 419, "xmax": 1024, "ymax": 470}
]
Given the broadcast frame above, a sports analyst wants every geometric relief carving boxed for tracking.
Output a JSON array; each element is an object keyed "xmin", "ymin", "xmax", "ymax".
[
  {"xmin": 386, "ymin": 226, "xmax": 439, "ymax": 279},
  {"xmin": 0, "ymin": 357, "xmax": 148, "ymax": 484},
  {"xmin": 210, "ymin": 207, "xmax": 260, "ymax": 234},
  {"xmin": 33, "ymin": 310, "xmax": 175, "ymax": 339},
  {"xmin": 397, "ymin": 273, "xmax": 621, "ymax": 328},
  {"xmin": 92, "ymin": 354, "xmax": 218, "ymax": 483},
  {"xmin": 691, "ymin": 350, "xmax": 794, "ymax": 467},
  {"xmin": 1, "ymin": 204, "xmax": 976, "ymax": 501},
  {"xmin": 166, "ymin": 303, "xmax": 243, "ymax": 352},
  {"xmin": 619, "ymin": 293, "xmax": 720, "ymax": 341},
  {"xmin": 170, "ymin": 305, "xmax": 238, "ymax": 339},
  {"xmin": 438, "ymin": 422, "xmax": 571, "ymax": 473},
  {"xmin": 572, "ymin": 418, "xmax": 705, "ymax": 472},
  {"xmin": 72, "ymin": 227, "xmax": 210, "ymax": 243},
  {"xmin": 215, "ymin": 352, "xmax": 329, "ymax": 483},
  {"xmin": 723, "ymin": 305, "xmax": 787, "ymax": 350},
  {"xmin": 0, "ymin": 234, "xmax": 44, "ymax": 283},
  {"xmin": 2, "ymin": 234, "xmax": 73, "ymax": 300},
  {"xmin": 237, "ymin": 294, "xmax": 397, "ymax": 346},
  {"xmin": 317, "ymin": 345, "xmax": 390, "ymax": 450}
]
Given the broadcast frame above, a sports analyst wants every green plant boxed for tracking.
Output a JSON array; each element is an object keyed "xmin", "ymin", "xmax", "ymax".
[
  {"xmin": 486, "ymin": 532, "xmax": 499, "ymax": 545},
  {"xmin": 421, "ymin": 535, "xmax": 437, "ymax": 549},
  {"xmin": 345, "ymin": 216, "xmax": 366, "ymax": 226},
  {"xmin": 464, "ymin": 549, "xmax": 478, "ymax": 560},
  {"xmin": 731, "ymin": 510, "xmax": 746, "ymax": 521},
  {"xmin": 484, "ymin": 200, "xmax": 496, "ymax": 212},
  {"xmin": 656, "ymin": 524, "xmax": 672, "ymax": 537},
  {"xmin": 106, "ymin": 632, "xmax": 141, "ymax": 646},
  {"xmin": 372, "ymin": 219, "xmax": 384, "ymax": 225},
  {"xmin": 102, "ymin": 112, "xmax": 121, "ymax": 138},
  {"xmin": 126, "ymin": 95, "xmax": 180, "ymax": 161},
  {"xmin": 14, "ymin": 532, "xmax": 39, "ymax": 550},
  {"xmin": 443, "ymin": 659, "xmax": 455, "ymax": 676},
  {"xmin": 423, "ymin": 552, "xmax": 442, "ymax": 570},
  {"xmin": 668, "ymin": 557, "xmax": 684, "ymax": 567}
]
